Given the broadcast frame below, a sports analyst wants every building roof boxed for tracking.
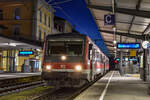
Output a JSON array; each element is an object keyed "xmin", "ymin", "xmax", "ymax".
[{"xmin": 54, "ymin": 16, "xmax": 66, "ymax": 21}]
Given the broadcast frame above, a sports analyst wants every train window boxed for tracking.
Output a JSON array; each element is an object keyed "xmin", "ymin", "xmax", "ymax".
[
  {"xmin": 96, "ymin": 52, "xmax": 100, "ymax": 61},
  {"xmin": 47, "ymin": 41, "xmax": 84, "ymax": 56},
  {"xmin": 100, "ymin": 54, "xmax": 102, "ymax": 63},
  {"xmin": 88, "ymin": 44, "xmax": 93, "ymax": 59}
]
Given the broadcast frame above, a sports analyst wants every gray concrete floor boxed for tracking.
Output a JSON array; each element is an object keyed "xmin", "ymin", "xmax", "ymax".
[{"xmin": 74, "ymin": 71, "xmax": 150, "ymax": 100}]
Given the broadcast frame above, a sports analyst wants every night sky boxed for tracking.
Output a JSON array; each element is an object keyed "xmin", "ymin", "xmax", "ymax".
[{"xmin": 46, "ymin": 0, "xmax": 109, "ymax": 56}]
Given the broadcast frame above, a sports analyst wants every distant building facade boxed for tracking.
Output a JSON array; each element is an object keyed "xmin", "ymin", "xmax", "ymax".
[
  {"xmin": 53, "ymin": 16, "xmax": 73, "ymax": 34},
  {"xmin": 0, "ymin": 0, "xmax": 54, "ymax": 72},
  {"xmin": 0, "ymin": 0, "xmax": 54, "ymax": 41}
]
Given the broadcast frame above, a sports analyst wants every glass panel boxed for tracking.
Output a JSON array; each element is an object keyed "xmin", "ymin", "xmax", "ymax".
[
  {"xmin": 40, "ymin": 11, "xmax": 42, "ymax": 22},
  {"xmin": 47, "ymin": 41, "xmax": 84, "ymax": 56},
  {"xmin": 13, "ymin": 25, "xmax": 20, "ymax": 35},
  {"xmin": 14, "ymin": 8, "xmax": 20, "ymax": 20},
  {"xmin": 0, "ymin": 9, "xmax": 3, "ymax": 20}
]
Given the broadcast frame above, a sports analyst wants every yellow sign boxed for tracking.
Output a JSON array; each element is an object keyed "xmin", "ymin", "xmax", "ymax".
[{"xmin": 130, "ymin": 50, "xmax": 136, "ymax": 56}]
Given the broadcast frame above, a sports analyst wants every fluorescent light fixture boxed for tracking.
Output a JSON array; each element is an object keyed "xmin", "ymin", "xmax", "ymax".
[
  {"xmin": 113, "ymin": 27, "xmax": 116, "ymax": 31},
  {"xmin": 8, "ymin": 43, "xmax": 16, "ymax": 47},
  {"xmin": 36, "ymin": 49, "xmax": 41, "ymax": 52}
]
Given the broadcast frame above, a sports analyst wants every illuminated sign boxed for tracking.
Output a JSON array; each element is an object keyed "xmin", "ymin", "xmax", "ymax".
[
  {"xmin": 129, "ymin": 58, "xmax": 137, "ymax": 61},
  {"xmin": 117, "ymin": 43, "xmax": 140, "ymax": 49},
  {"xmin": 19, "ymin": 51, "xmax": 34, "ymax": 56}
]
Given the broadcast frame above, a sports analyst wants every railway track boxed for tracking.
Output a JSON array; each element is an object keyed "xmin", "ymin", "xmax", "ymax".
[
  {"xmin": 0, "ymin": 81, "xmax": 44, "ymax": 96},
  {"xmin": 33, "ymin": 73, "xmax": 106, "ymax": 100},
  {"xmin": 0, "ymin": 75, "xmax": 43, "ymax": 96}
]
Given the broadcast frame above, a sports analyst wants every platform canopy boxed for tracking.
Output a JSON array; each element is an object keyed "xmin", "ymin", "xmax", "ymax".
[
  {"xmin": 0, "ymin": 34, "xmax": 42, "ymax": 50},
  {"xmin": 87, "ymin": 0, "xmax": 150, "ymax": 56}
]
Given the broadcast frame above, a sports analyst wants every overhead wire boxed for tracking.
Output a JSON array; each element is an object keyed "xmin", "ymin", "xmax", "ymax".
[{"xmin": 52, "ymin": 5, "xmax": 88, "ymax": 35}]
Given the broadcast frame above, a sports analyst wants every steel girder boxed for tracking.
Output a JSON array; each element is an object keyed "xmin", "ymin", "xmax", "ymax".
[
  {"xmin": 87, "ymin": 4, "xmax": 150, "ymax": 18},
  {"xmin": 99, "ymin": 29, "xmax": 146, "ymax": 40}
]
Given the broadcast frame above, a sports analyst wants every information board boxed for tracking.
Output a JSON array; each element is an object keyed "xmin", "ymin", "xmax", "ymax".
[
  {"xmin": 19, "ymin": 51, "xmax": 34, "ymax": 56},
  {"xmin": 117, "ymin": 43, "xmax": 140, "ymax": 49}
]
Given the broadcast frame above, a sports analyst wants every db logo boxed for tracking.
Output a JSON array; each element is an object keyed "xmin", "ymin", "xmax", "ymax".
[{"xmin": 60, "ymin": 65, "xmax": 66, "ymax": 69}]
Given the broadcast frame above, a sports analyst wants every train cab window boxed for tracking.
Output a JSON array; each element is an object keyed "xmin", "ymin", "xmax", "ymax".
[{"xmin": 47, "ymin": 40, "xmax": 84, "ymax": 56}]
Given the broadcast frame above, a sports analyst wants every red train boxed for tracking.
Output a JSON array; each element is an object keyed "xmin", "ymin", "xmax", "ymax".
[{"xmin": 42, "ymin": 33, "xmax": 109, "ymax": 87}]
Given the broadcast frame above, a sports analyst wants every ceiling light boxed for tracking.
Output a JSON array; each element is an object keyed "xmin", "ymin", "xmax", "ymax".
[
  {"xmin": 113, "ymin": 40, "xmax": 117, "ymax": 44},
  {"xmin": 113, "ymin": 27, "xmax": 116, "ymax": 31}
]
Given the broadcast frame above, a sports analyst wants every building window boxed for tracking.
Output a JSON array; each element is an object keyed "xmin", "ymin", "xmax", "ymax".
[
  {"xmin": 13, "ymin": 25, "xmax": 20, "ymax": 35},
  {"xmin": 44, "ymin": 32, "xmax": 46, "ymax": 40},
  {"xmin": 14, "ymin": 8, "xmax": 20, "ymax": 20},
  {"xmin": 58, "ymin": 25, "xmax": 63, "ymax": 32},
  {"xmin": 48, "ymin": 16, "xmax": 50, "ymax": 27},
  {"xmin": 54, "ymin": 24, "xmax": 57, "ymax": 29},
  {"xmin": 39, "ymin": 29, "xmax": 41, "ymax": 40},
  {"xmin": 59, "ymin": 26, "xmax": 61, "ymax": 32},
  {"xmin": 0, "ymin": 9, "xmax": 3, "ymax": 20},
  {"xmin": 44, "ymin": 14, "xmax": 47, "ymax": 25},
  {"xmin": 40, "ymin": 11, "xmax": 42, "ymax": 22}
]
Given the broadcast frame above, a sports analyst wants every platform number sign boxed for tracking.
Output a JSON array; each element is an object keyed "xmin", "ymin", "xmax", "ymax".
[{"xmin": 104, "ymin": 14, "xmax": 115, "ymax": 25}]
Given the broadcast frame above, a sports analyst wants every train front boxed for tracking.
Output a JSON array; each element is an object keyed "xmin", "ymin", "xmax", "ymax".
[{"xmin": 42, "ymin": 35, "xmax": 87, "ymax": 87}]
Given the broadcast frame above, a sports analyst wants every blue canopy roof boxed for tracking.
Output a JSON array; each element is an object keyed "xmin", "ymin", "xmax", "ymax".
[{"xmin": 46, "ymin": 0, "xmax": 109, "ymax": 56}]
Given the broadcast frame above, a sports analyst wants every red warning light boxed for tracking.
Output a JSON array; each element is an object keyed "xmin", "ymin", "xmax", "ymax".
[
  {"xmin": 114, "ymin": 60, "xmax": 117, "ymax": 63},
  {"xmin": 114, "ymin": 58, "xmax": 120, "ymax": 64}
]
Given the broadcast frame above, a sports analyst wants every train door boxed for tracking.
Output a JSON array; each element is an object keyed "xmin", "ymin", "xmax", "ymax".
[{"xmin": 91, "ymin": 49, "xmax": 96, "ymax": 80}]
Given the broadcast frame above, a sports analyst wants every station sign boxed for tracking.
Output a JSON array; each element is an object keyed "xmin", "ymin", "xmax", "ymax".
[
  {"xmin": 117, "ymin": 43, "xmax": 140, "ymax": 49},
  {"xmin": 104, "ymin": 14, "xmax": 115, "ymax": 25},
  {"xmin": 18, "ymin": 51, "xmax": 34, "ymax": 56},
  {"xmin": 129, "ymin": 58, "xmax": 137, "ymax": 61}
]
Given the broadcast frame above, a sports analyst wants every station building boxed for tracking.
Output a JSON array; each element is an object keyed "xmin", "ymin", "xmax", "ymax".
[
  {"xmin": 0, "ymin": 0, "xmax": 54, "ymax": 72},
  {"xmin": 52, "ymin": 16, "xmax": 73, "ymax": 34}
]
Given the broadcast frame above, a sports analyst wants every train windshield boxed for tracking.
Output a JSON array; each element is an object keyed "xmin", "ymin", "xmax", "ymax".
[{"xmin": 46, "ymin": 40, "xmax": 84, "ymax": 56}]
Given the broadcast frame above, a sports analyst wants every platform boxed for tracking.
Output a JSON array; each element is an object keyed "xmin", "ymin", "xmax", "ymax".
[
  {"xmin": 74, "ymin": 71, "xmax": 150, "ymax": 100},
  {"xmin": 0, "ymin": 72, "xmax": 41, "ymax": 80}
]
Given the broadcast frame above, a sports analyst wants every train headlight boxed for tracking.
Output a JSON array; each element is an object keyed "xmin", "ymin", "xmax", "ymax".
[
  {"xmin": 61, "ymin": 55, "xmax": 66, "ymax": 60},
  {"xmin": 46, "ymin": 65, "xmax": 52, "ymax": 70},
  {"xmin": 75, "ymin": 65, "xmax": 82, "ymax": 71}
]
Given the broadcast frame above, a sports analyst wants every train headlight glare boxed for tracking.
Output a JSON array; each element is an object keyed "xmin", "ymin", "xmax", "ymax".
[
  {"xmin": 46, "ymin": 65, "xmax": 51, "ymax": 70},
  {"xmin": 75, "ymin": 65, "xmax": 82, "ymax": 71},
  {"xmin": 61, "ymin": 56, "xmax": 66, "ymax": 60},
  {"xmin": 97, "ymin": 69, "xmax": 101, "ymax": 72}
]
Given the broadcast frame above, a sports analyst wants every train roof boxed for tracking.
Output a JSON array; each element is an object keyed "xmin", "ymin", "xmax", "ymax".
[{"xmin": 47, "ymin": 33, "xmax": 87, "ymax": 38}]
